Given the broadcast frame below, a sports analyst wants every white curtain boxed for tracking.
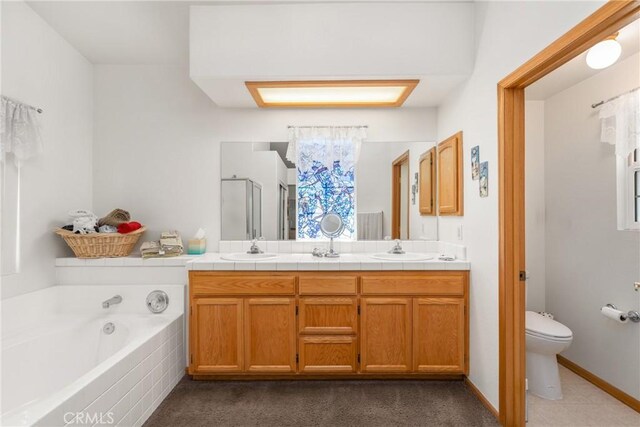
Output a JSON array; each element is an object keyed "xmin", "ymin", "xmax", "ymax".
[
  {"xmin": 1, "ymin": 95, "xmax": 42, "ymax": 275},
  {"xmin": 1, "ymin": 95, "xmax": 43, "ymax": 166},
  {"xmin": 599, "ymin": 89, "xmax": 640, "ymax": 157},
  {"xmin": 286, "ymin": 126, "xmax": 367, "ymax": 165}
]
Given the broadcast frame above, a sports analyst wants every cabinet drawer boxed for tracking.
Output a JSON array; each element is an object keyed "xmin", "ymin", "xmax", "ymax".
[
  {"xmin": 191, "ymin": 274, "xmax": 296, "ymax": 296},
  {"xmin": 299, "ymin": 297, "xmax": 358, "ymax": 335},
  {"xmin": 361, "ymin": 273, "xmax": 465, "ymax": 296},
  {"xmin": 299, "ymin": 336, "xmax": 358, "ymax": 373},
  {"xmin": 298, "ymin": 275, "xmax": 357, "ymax": 295}
]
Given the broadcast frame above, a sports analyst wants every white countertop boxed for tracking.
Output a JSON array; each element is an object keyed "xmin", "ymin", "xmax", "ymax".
[
  {"xmin": 187, "ymin": 253, "xmax": 469, "ymax": 271},
  {"xmin": 55, "ymin": 255, "xmax": 198, "ymax": 267}
]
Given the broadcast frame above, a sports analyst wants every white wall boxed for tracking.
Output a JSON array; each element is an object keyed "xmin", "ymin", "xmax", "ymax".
[
  {"xmin": 543, "ymin": 53, "xmax": 640, "ymax": 399},
  {"xmin": 524, "ymin": 101, "xmax": 546, "ymax": 312},
  {"xmin": 436, "ymin": 0, "xmax": 604, "ymax": 408},
  {"xmin": 93, "ymin": 65, "xmax": 438, "ymax": 249},
  {"xmin": 1, "ymin": 1, "xmax": 93, "ymax": 299}
]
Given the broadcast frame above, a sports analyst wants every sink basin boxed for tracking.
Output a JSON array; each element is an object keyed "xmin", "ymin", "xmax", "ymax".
[
  {"xmin": 220, "ymin": 253, "xmax": 279, "ymax": 261},
  {"xmin": 369, "ymin": 252, "xmax": 435, "ymax": 261}
]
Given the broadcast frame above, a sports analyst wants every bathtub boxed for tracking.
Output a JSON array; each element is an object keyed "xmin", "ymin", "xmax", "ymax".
[{"xmin": 1, "ymin": 284, "xmax": 186, "ymax": 426}]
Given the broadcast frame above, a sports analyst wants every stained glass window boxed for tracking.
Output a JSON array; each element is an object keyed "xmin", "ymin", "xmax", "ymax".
[{"xmin": 296, "ymin": 137, "xmax": 356, "ymax": 240}]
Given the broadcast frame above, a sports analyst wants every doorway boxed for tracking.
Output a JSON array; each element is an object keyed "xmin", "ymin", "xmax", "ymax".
[
  {"xmin": 498, "ymin": 2, "xmax": 640, "ymax": 425},
  {"xmin": 392, "ymin": 150, "xmax": 410, "ymax": 239}
]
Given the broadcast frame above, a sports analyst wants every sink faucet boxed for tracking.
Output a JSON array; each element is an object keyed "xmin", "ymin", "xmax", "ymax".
[
  {"xmin": 388, "ymin": 239, "xmax": 405, "ymax": 254},
  {"xmin": 247, "ymin": 239, "xmax": 264, "ymax": 254},
  {"xmin": 102, "ymin": 295, "xmax": 122, "ymax": 309}
]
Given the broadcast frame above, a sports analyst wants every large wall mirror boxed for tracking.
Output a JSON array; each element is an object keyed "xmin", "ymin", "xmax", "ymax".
[{"xmin": 220, "ymin": 141, "xmax": 448, "ymax": 241}]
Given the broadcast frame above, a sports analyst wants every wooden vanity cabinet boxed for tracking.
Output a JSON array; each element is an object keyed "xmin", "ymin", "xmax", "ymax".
[
  {"xmin": 244, "ymin": 297, "xmax": 297, "ymax": 373},
  {"xmin": 299, "ymin": 336, "xmax": 358, "ymax": 373},
  {"xmin": 189, "ymin": 271, "xmax": 468, "ymax": 378},
  {"xmin": 191, "ymin": 298, "xmax": 243, "ymax": 373},
  {"xmin": 413, "ymin": 298, "xmax": 466, "ymax": 373},
  {"xmin": 360, "ymin": 297, "xmax": 412, "ymax": 372},
  {"xmin": 298, "ymin": 297, "xmax": 358, "ymax": 335}
]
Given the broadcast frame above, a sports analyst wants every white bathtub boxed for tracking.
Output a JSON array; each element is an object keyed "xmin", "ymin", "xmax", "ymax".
[{"xmin": 1, "ymin": 284, "xmax": 186, "ymax": 427}]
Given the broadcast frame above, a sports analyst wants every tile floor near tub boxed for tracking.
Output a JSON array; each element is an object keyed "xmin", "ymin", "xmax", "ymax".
[{"xmin": 527, "ymin": 365, "xmax": 640, "ymax": 426}]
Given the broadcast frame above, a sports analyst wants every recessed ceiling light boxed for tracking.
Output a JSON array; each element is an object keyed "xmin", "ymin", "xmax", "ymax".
[
  {"xmin": 586, "ymin": 33, "xmax": 622, "ymax": 70},
  {"xmin": 245, "ymin": 80, "xmax": 420, "ymax": 108}
]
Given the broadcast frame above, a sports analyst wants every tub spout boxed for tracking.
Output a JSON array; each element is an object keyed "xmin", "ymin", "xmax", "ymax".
[{"xmin": 102, "ymin": 295, "xmax": 122, "ymax": 309}]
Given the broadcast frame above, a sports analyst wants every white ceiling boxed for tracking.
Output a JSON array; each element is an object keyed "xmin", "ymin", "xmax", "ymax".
[
  {"xmin": 27, "ymin": 0, "xmax": 477, "ymax": 107},
  {"xmin": 189, "ymin": 2, "xmax": 475, "ymax": 107},
  {"xmin": 26, "ymin": 0, "xmax": 474, "ymax": 66},
  {"xmin": 27, "ymin": 1, "xmax": 191, "ymax": 65},
  {"xmin": 29, "ymin": 1, "xmax": 637, "ymax": 107},
  {"xmin": 526, "ymin": 20, "xmax": 640, "ymax": 100}
]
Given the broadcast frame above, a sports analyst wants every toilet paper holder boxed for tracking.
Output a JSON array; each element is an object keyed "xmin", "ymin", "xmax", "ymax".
[{"xmin": 606, "ymin": 304, "xmax": 640, "ymax": 323}]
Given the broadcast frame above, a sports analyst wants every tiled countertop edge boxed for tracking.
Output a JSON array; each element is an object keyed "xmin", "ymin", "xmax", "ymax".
[{"xmin": 55, "ymin": 255, "xmax": 199, "ymax": 267}]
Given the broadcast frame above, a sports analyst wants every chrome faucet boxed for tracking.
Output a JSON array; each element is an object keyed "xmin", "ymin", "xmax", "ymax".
[
  {"xmin": 247, "ymin": 239, "xmax": 264, "ymax": 254},
  {"xmin": 102, "ymin": 295, "xmax": 122, "ymax": 309},
  {"xmin": 388, "ymin": 239, "xmax": 405, "ymax": 254}
]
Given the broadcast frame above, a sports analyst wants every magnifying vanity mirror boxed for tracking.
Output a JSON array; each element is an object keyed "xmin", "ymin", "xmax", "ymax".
[
  {"xmin": 220, "ymin": 139, "xmax": 463, "ymax": 242},
  {"xmin": 319, "ymin": 213, "xmax": 344, "ymax": 257}
]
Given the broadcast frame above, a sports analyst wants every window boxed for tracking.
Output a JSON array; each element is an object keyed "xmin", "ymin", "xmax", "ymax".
[
  {"xmin": 618, "ymin": 148, "xmax": 640, "ymax": 230},
  {"xmin": 296, "ymin": 137, "xmax": 356, "ymax": 240}
]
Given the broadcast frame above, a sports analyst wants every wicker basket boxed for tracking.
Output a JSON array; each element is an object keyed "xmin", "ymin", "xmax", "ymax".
[{"xmin": 55, "ymin": 227, "xmax": 145, "ymax": 258}]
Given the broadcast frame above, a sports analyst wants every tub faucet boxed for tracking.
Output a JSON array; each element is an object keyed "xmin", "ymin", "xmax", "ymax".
[
  {"xmin": 388, "ymin": 239, "xmax": 405, "ymax": 254},
  {"xmin": 102, "ymin": 295, "xmax": 122, "ymax": 309}
]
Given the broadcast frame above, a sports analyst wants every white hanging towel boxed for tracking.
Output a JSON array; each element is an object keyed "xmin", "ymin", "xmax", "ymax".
[{"xmin": 357, "ymin": 211, "xmax": 383, "ymax": 240}]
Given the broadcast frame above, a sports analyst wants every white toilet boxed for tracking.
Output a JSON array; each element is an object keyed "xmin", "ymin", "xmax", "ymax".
[{"xmin": 525, "ymin": 311, "xmax": 573, "ymax": 400}]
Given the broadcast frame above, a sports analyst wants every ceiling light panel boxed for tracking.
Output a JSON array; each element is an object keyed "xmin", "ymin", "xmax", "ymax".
[{"xmin": 246, "ymin": 80, "xmax": 419, "ymax": 108}]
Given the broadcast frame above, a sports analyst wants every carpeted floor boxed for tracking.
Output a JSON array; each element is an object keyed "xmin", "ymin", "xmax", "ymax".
[{"xmin": 144, "ymin": 377, "xmax": 499, "ymax": 427}]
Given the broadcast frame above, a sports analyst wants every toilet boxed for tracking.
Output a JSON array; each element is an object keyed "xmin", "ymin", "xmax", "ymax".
[{"xmin": 525, "ymin": 311, "xmax": 573, "ymax": 400}]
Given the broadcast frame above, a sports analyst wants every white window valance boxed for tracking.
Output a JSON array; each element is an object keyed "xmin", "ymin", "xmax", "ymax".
[
  {"xmin": 1, "ymin": 95, "xmax": 43, "ymax": 166},
  {"xmin": 286, "ymin": 126, "xmax": 367, "ymax": 165},
  {"xmin": 599, "ymin": 89, "xmax": 639, "ymax": 157}
]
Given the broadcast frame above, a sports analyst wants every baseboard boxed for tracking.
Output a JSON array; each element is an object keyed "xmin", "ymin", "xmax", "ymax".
[
  {"xmin": 191, "ymin": 373, "xmax": 465, "ymax": 381},
  {"xmin": 557, "ymin": 355, "xmax": 640, "ymax": 413},
  {"xmin": 464, "ymin": 377, "xmax": 499, "ymax": 420}
]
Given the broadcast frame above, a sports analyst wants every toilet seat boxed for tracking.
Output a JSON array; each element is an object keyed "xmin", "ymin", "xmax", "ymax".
[
  {"xmin": 525, "ymin": 329, "xmax": 573, "ymax": 343},
  {"xmin": 525, "ymin": 311, "xmax": 572, "ymax": 340}
]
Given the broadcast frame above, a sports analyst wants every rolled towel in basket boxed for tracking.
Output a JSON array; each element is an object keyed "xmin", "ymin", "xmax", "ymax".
[
  {"xmin": 98, "ymin": 209, "xmax": 131, "ymax": 227},
  {"xmin": 117, "ymin": 221, "xmax": 142, "ymax": 234}
]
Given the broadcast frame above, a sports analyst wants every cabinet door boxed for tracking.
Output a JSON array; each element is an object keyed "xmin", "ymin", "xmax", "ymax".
[
  {"xmin": 190, "ymin": 298, "xmax": 243, "ymax": 373},
  {"xmin": 244, "ymin": 298, "xmax": 296, "ymax": 373},
  {"xmin": 419, "ymin": 147, "xmax": 436, "ymax": 215},
  {"xmin": 437, "ymin": 132, "xmax": 463, "ymax": 216},
  {"xmin": 299, "ymin": 336, "xmax": 357, "ymax": 373},
  {"xmin": 299, "ymin": 297, "xmax": 357, "ymax": 335},
  {"xmin": 413, "ymin": 298, "xmax": 465, "ymax": 373},
  {"xmin": 360, "ymin": 298, "xmax": 412, "ymax": 372}
]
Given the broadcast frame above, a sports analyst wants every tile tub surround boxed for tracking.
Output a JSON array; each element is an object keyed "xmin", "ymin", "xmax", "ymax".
[
  {"xmin": 219, "ymin": 239, "xmax": 468, "ymax": 260},
  {"xmin": 54, "ymin": 255, "xmax": 197, "ymax": 286},
  {"xmin": 187, "ymin": 252, "xmax": 470, "ymax": 271},
  {"xmin": 1, "ymin": 285, "xmax": 186, "ymax": 427}
]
